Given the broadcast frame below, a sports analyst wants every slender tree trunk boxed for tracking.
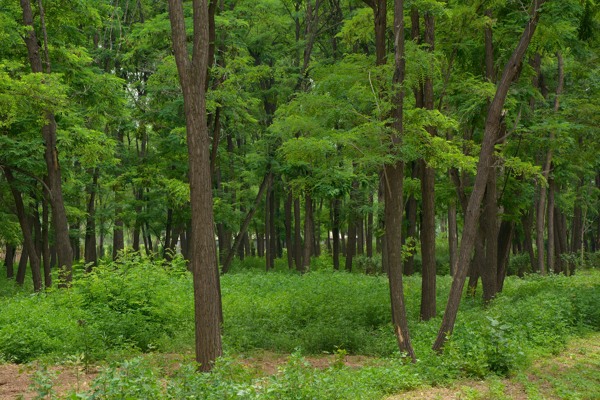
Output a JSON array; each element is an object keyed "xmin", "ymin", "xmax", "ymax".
[
  {"xmin": 84, "ymin": 169, "xmax": 99, "ymax": 270},
  {"xmin": 5, "ymin": 169, "xmax": 42, "ymax": 291},
  {"xmin": 384, "ymin": 0, "xmax": 416, "ymax": 361},
  {"xmin": 168, "ymin": 0, "xmax": 222, "ymax": 371},
  {"xmin": 222, "ymin": 172, "xmax": 272, "ymax": 273},
  {"xmin": 547, "ymin": 176, "xmax": 556, "ymax": 273},
  {"xmin": 302, "ymin": 193, "xmax": 314, "ymax": 272},
  {"xmin": 16, "ymin": 247, "xmax": 28, "ymax": 286},
  {"xmin": 332, "ymin": 197, "xmax": 341, "ymax": 270},
  {"xmin": 4, "ymin": 244, "xmax": 15, "ymax": 279},
  {"xmin": 496, "ymin": 220, "xmax": 514, "ymax": 291},
  {"xmin": 41, "ymin": 195, "xmax": 51, "ymax": 287},
  {"xmin": 268, "ymin": 188, "xmax": 277, "ymax": 268},
  {"xmin": 294, "ymin": 197, "xmax": 303, "ymax": 271},
  {"xmin": 433, "ymin": 0, "xmax": 546, "ymax": 352},
  {"xmin": 285, "ymin": 191, "xmax": 294, "ymax": 269},
  {"xmin": 366, "ymin": 193, "xmax": 374, "ymax": 257},
  {"xmin": 20, "ymin": 0, "xmax": 73, "ymax": 282},
  {"xmin": 448, "ymin": 200, "xmax": 458, "ymax": 276},
  {"xmin": 522, "ymin": 209, "xmax": 536, "ymax": 273}
]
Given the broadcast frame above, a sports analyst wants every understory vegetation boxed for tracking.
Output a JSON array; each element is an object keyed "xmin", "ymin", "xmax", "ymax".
[{"xmin": 1, "ymin": 255, "xmax": 598, "ymax": 399}]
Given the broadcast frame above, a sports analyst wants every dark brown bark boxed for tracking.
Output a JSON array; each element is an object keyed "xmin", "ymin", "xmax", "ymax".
[
  {"xmin": 522, "ymin": 209, "xmax": 536, "ymax": 273},
  {"xmin": 20, "ymin": 0, "xmax": 73, "ymax": 282},
  {"xmin": 265, "ymin": 185, "xmax": 273, "ymax": 271},
  {"xmin": 433, "ymin": 0, "xmax": 546, "ymax": 352},
  {"xmin": 84, "ymin": 169, "xmax": 99, "ymax": 270},
  {"xmin": 332, "ymin": 197, "xmax": 341, "ymax": 270},
  {"xmin": 16, "ymin": 247, "xmax": 28, "ymax": 286},
  {"xmin": 366, "ymin": 194, "xmax": 374, "ymax": 258},
  {"xmin": 302, "ymin": 193, "xmax": 314, "ymax": 272},
  {"xmin": 5, "ymin": 169, "xmax": 42, "ymax": 291},
  {"xmin": 481, "ymin": 175, "xmax": 498, "ymax": 302},
  {"xmin": 268, "ymin": 188, "xmax": 277, "ymax": 268},
  {"xmin": 547, "ymin": 176, "xmax": 556, "ymax": 273},
  {"xmin": 419, "ymin": 11, "xmax": 437, "ymax": 321},
  {"xmin": 385, "ymin": 0, "xmax": 416, "ymax": 361},
  {"xmin": 448, "ymin": 200, "xmax": 458, "ymax": 276},
  {"xmin": 4, "ymin": 244, "xmax": 15, "ymax": 279},
  {"xmin": 294, "ymin": 197, "xmax": 303, "ymax": 271},
  {"xmin": 41, "ymin": 195, "xmax": 51, "ymax": 287},
  {"xmin": 285, "ymin": 191, "xmax": 294, "ymax": 269},
  {"xmin": 222, "ymin": 172, "xmax": 272, "ymax": 273},
  {"xmin": 167, "ymin": 0, "xmax": 223, "ymax": 371},
  {"xmin": 496, "ymin": 220, "xmax": 514, "ymax": 291}
]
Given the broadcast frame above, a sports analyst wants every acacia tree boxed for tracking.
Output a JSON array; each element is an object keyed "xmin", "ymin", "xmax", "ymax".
[
  {"xmin": 19, "ymin": 0, "xmax": 73, "ymax": 281},
  {"xmin": 385, "ymin": 0, "xmax": 416, "ymax": 361},
  {"xmin": 433, "ymin": 0, "xmax": 548, "ymax": 352},
  {"xmin": 167, "ymin": 0, "xmax": 222, "ymax": 371}
]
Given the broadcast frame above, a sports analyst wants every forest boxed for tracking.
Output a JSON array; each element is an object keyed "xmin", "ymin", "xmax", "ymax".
[{"xmin": 0, "ymin": 0, "xmax": 599, "ymax": 398}]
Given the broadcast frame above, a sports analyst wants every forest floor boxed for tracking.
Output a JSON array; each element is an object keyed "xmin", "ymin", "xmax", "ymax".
[
  {"xmin": 1, "ymin": 334, "xmax": 598, "ymax": 399},
  {"xmin": 388, "ymin": 333, "xmax": 600, "ymax": 400}
]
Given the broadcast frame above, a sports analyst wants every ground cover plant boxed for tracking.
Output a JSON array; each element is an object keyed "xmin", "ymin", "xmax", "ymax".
[{"xmin": 1, "ymin": 255, "xmax": 599, "ymax": 398}]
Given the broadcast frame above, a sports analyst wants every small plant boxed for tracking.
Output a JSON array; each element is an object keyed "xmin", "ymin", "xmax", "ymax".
[{"xmin": 30, "ymin": 364, "xmax": 58, "ymax": 400}]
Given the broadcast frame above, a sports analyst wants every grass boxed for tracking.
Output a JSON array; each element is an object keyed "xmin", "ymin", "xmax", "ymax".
[{"xmin": 0, "ymin": 254, "xmax": 599, "ymax": 398}]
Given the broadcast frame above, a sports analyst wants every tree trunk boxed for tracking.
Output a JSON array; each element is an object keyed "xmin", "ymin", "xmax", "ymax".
[
  {"xmin": 448, "ymin": 200, "xmax": 458, "ymax": 276},
  {"xmin": 84, "ymin": 169, "xmax": 99, "ymax": 270},
  {"xmin": 167, "ymin": 0, "xmax": 223, "ymax": 371},
  {"xmin": 302, "ymin": 193, "xmax": 314, "ymax": 272},
  {"xmin": 41, "ymin": 195, "xmax": 51, "ymax": 287},
  {"xmin": 16, "ymin": 247, "xmax": 28, "ymax": 286},
  {"xmin": 385, "ymin": 0, "xmax": 416, "ymax": 361},
  {"xmin": 294, "ymin": 197, "xmax": 303, "ymax": 271},
  {"xmin": 433, "ymin": 0, "xmax": 546, "ymax": 352},
  {"xmin": 332, "ymin": 197, "xmax": 341, "ymax": 270},
  {"xmin": 5, "ymin": 169, "xmax": 42, "ymax": 291},
  {"xmin": 366, "ymin": 193, "xmax": 374, "ymax": 257},
  {"xmin": 268, "ymin": 188, "xmax": 277, "ymax": 268},
  {"xmin": 5, "ymin": 244, "xmax": 16, "ymax": 279},
  {"xmin": 285, "ymin": 191, "xmax": 294, "ymax": 269},
  {"xmin": 522, "ymin": 210, "xmax": 536, "ymax": 274},
  {"xmin": 20, "ymin": 0, "xmax": 73, "ymax": 282},
  {"xmin": 222, "ymin": 172, "xmax": 272, "ymax": 273},
  {"xmin": 547, "ymin": 176, "xmax": 556, "ymax": 273},
  {"xmin": 496, "ymin": 220, "xmax": 514, "ymax": 291}
]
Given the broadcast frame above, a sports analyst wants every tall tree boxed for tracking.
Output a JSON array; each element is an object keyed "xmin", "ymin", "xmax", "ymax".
[
  {"xmin": 167, "ymin": 0, "xmax": 223, "ymax": 372},
  {"xmin": 433, "ymin": 0, "xmax": 548, "ymax": 353},
  {"xmin": 19, "ymin": 0, "xmax": 73, "ymax": 282},
  {"xmin": 385, "ymin": 0, "xmax": 416, "ymax": 361}
]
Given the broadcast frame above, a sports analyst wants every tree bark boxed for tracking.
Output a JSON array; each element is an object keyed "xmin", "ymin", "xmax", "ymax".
[
  {"xmin": 433, "ymin": 0, "xmax": 547, "ymax": 352},
  {"xmin": 4, "ymin": 244, "xmax": 15, "ymax": 279},
  {"xmin": 84, "ymin": 169, "xmax": 99, "ymax": 270},
  {"xmin": 20, "ymin": 0, "xmax": 73, "ymax": 282},
  {"xmin": 5, "ymin": 169, "xmax": 42, "ymax": 291},
  {"xmin": 302, "ymin": 193, "xmax": 314, "ymax": 272},
  {"xmin": 222, "ymin": 172, "xmax": 272, "ymax": 273},
  {"xmin": 167, "ymin": 0, "xmax": 223, "ymax": 371},
  {"xmin": 384, "ymin": 0, "xmax": 416, "ymax": 361}
]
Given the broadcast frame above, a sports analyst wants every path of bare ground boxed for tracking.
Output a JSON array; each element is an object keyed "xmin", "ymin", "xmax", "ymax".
[
  {"xmin": 388, "ymin": 333, "xmax": 600, "ymax": 400},
  {"xmin": 1, "ymin": 335, "xmax": 598, "ymax": 399},
  {"xmin": 0, "ymin": 353, "xmax": 374, "ymax": 399}
]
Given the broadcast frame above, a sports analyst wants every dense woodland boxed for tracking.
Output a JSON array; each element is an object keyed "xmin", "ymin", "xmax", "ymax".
[{"xmin": 1, "ymin": 0, "xmax": 600, "ymax": 387}]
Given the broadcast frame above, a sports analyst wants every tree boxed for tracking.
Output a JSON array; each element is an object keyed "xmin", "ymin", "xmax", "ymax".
[
  {"xmin": 433, "ymin": 0, "xmax": 548, "ymax": 353},
  {"xmin": 19, "ymin": 0, "xmax": 73, "ymax": 282},
  {"xmin": 167, "ymin": 0, "xmax": 222, "ymax": 371},
  {"xmin": 385, "ymin": 0, "xmax": 416, "ymax": 361}
]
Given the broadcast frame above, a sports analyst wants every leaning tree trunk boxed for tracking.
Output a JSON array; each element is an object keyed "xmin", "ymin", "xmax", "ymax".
[
  {"xmin": 20, "ymin": 0, "xmax": 73, "ymax": 283},
  {"xmin": 433, "ymin": 0, "xmax": 547, "ymax": 353},
  {"xmin": 167, "ymin": 0, "xmax": 223, "ymax": 371}
]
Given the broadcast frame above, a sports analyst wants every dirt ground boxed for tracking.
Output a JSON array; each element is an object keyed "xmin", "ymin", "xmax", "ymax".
[{"xmin": 1, "ymin": 336, "xmax": 598, "ymax": 399}]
